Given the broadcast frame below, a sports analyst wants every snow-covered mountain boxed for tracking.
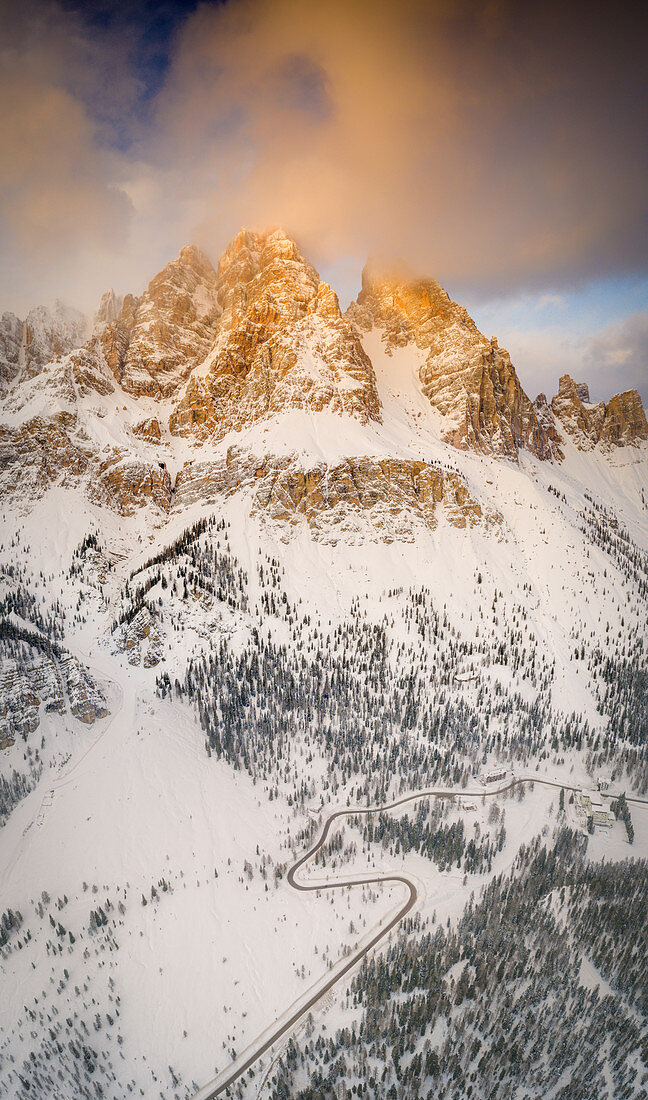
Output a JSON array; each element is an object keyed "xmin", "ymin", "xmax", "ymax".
[{"xmin": 1, "ymin": 229, "xmax": 647, "ymax": 1099}]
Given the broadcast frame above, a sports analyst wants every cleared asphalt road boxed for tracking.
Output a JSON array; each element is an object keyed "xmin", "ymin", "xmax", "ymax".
[{"xmin": 194, "ymin": 776, "xmax": 646, "ymax": 1098}]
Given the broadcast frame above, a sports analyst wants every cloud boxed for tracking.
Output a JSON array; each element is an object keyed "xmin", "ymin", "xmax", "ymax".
[
  {"xmin": 147, "ymin": 0, "xmax": 648, "ymax": 296},
  {"xmin": 0, "ymin": 0, "xmax": 139, "ymax": 313},
  {"xmin": 536, "ymin": 295, "xmax": 567, "ymax": 311},
  {"xmin": 0, "ymin": 72, "xmax": 131, "ymax": 255},
  {"xmin": 583, "ymin": 312, "xmax": 648, "ymax": 405},
  {"xmin": 1, "ymin": 0, "xmax": 647, "ymax": 322}
]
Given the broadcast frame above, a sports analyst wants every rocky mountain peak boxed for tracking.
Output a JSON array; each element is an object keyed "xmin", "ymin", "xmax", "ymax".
[
  {"xmin": 0, "ymin": 301, "xmax": 88, "ymax": 395},
  {"xmin": 169, "ymin": 228, "xmax": 379, "ymax": 440},
  {"xmin": 601, "ymin": 390, "xmax": 648, "ymax": 446},
  {"xmin": 94, "ymin": 244, "xmax": 221, "ymax": 398},
  {"xmin": 214, "ymin": 227, "xmax": 332, "ymax": 322},
  {"xmin": 348, "ymin": 265, "xmax": 454, "ymax": 348},
  {"xmin": 93, "ymin": 289, "xmax": 123, "ymax": 328},
  {"xmin": 550, "ymin": 374, "xmax": 648, "ymax": 450},
  {"xmin": 23, "ymin": 301, "xmax": 88, "ymax": 370},
  {"xmin": 348, "ymin": 264, "xmax": 560, "ymax": 461}
]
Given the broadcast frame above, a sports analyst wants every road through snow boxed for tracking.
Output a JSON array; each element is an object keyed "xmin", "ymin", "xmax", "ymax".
[{"xmin": 193, "ymin": 774, "xmax": 648, "ymax": 1100}]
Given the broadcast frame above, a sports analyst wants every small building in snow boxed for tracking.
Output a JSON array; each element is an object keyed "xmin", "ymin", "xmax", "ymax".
[
  {"xmin": 580, "ymin": 789, "xmax": 614, "ymax": 828},
  {"xmin": 481, "ymin": 769, "xmax": 507, "ymax": 784}
]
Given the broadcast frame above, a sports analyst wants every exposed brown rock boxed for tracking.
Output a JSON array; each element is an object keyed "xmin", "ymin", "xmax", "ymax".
[
  {"xmin": 0, "ymin": 412, "xmax": 92, "ymax": 499},
  {"xmin": 169, "ymin": 229, "xmax": 380, "ymax": 440},
  {"xmin": 90, "ymin": 458, "xmax": 173, "ymax": 515},
  {"xmin": 98, "ymin": 246, "xmax": 221, "ymax": 398},
  {"xmin": 348, "ymin": 267, "xmax": 561, "ymax": 461},
  {"xmin": 533, "ymin": 393, "xmax": 565, "ymax": 454},
  {"xmin": 174, "ymin": 448, "xmax": 499, "ymax": 542},
  {"xmin": 550, "ymin": 374, "xmax": 647, "ymax": 449},
  {"xmin": 599, "ymin": 390, "xmax": 648, "ymax": 447},
  {"xmin": 0, "ymin": 653, "xmax": 107, "ymax": 746},
  {"xmin": 69, "ymin": 345, "xmax": 116, "ymax": 396},
  {"xmin": 115, "ymin": 607, "xmax": 163, "ymax": 667},
  {"xmin": 550, "ymin": 375, "xmax": 603, "ymax": 448},
  {"xmin": 61, "ymin": 656, "xmax": 109, "ymax": 724},
  {"xmin": 132, "ymin": 417, "xmax": 161, "ymax": 443}
]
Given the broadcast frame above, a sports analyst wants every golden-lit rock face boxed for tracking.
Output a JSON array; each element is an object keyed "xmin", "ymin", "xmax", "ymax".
[
  {"xmin": 601, "ymin": 390, "xmax": 648, "ymax": 446},
  {"xmin": 174, "ymin": 448, "xmax": 499, "ymax": 542},
  {"xmin": 3, "ymin": 230, "xmax": 645, "ymax": 535},
  {"xmin": 349, "ymin": 268, "xmax": 562, "ymax": 460},
  {"xmin": 550, "ymin": 375, "xmax": 648, "ymax": 450},
  {"xmin": 169, "ymin": 229, "xmax": 380, "ymax": 439},
  {"xmin": 0, "ymin": 412, "xmax": 172, "ymax": 516},
  {"xmin": 132, "ymin": 417, "xmax": 161, "ymax": 443}
]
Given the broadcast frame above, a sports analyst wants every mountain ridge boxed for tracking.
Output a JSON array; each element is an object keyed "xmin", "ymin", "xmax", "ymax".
[{"xmin": 0, "ymin": 229, "xmax": 646, "ymax": 535}]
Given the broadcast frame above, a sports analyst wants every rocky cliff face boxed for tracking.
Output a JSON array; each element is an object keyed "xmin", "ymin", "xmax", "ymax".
[
  {"xmin": 174, "ymin": 447, "xmax": 498, "ymax": 543},
  {"xmin": 0, "ymin": 302, "xmax": 87, "ymax": 395},
  {"xmin": 96, "ymin": 246, "xmax": 221, "ymax": 398},
  {"xmin": 550, "ymin": 375, "xmax": 648, "ymax": 450},
  {"xmin": 114, "ymin": 607, "xmax": 163, "ymax": 668},
  {"xmin": 0, "ymin": 412, "xmax": 172, "ymax": 517},
  {"xmin": 90, "ymin": 457, "xmax": 173, "ymax": 516},
  {"xmin": 0, "ymin": 412, "xmax": 92, "ymax": 500},
  {"xmin": 0, "ymin": 313, "xmax": 23, "ymax": 393},
  {"xmin": 169, "ymin": 229, "xmax": 380, "ymax": 440},
  {"xmin": 349, "ymin": 267, "xmax": 560, "ymax": 461},
  {"xmin": 0, "ymin": 652, "xmax": 108, "ymax": 750},
  {"xmin": 599, "ymin": 389, "xmax": 648, "ymax": 447}
]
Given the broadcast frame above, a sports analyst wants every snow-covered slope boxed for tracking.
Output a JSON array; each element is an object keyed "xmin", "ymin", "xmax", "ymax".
[{"xmin": 1, "ymin": 232, "xmax": 647, "ymax": 1099}]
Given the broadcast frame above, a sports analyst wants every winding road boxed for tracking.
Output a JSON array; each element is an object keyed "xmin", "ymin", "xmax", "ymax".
[{"xmin": 193, "ymin": 775, "xmax": 647, "ymax": 1099}]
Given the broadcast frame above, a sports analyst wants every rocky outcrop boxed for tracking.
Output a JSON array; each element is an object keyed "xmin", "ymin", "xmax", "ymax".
[
  {"xmin": 0, "ymin": 302, "xmax": 87, "ymax": 394},
  {"xmin": 174, "ymin": 447, "xmax": 499, "ymax": 543},
  {"xmin": 550, "ymin": 375, "xmax": 604, "ymax": 448},
  {"xmin": 97, "ymin": 247, "xmax": 221, "ymax": 398},
  {"xmin": 61, "ymin": 656, "xmax": 109, "ymax": 724},
  {"xmin": 90, "ymin": 458, "xmax": 173, "ymax": 516},
  {"xmin": 0, "ymin": 411, "xmax": 173, "ymax": 515},
  {"xmin": 599, "ymin": 390, "xmax": 648, "ymax": 447},
  {"xmin": 68, "ymin": 344, "xmax": 116, "ymax": 396},
  {"xmin": 132, "ymin": 417, "xmax": 161, "ymax": 443},
  {"xmin": 0, "ymin": 412, "xmax": 92, "ymax": 499},
  {"xmin": 22, "ymin": 302, "xmax": 88, "ymax": 376},
  {"xmin": 349, "ymin": 267, "xmax": 560, "ymax": 461},
  {"xmin": 169, "ymin": 229, "xmax": 380, "ymax": 440},
  {"xmin": 0, "ymin": 312, "xmax": 23, "ymax": 394},
  {"xmin": 532, "ymin": 393, "xmax": 565, "ymax": 454},
  {"xmin": 550, "ymin": 375, "xmax": 648, "ymax": 449},
  {"xmin": 0, "ymin": 653, "xmax": 107, "ymax": 747},
  {"xmin": 114, "ymin": 607, "xmax": 163, "ymax": 667},
  {"xmin": 94, "ymin": 289, "xmax": 123, "ymax": 328}
]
